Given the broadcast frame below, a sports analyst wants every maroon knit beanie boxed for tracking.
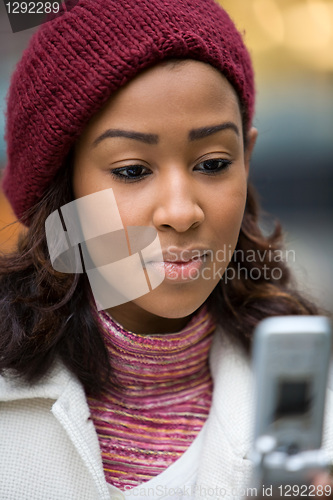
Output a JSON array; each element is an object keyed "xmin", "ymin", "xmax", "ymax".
[{"xmin": 2, "ymin": 0, "xmax": 255, "ymax": 225}]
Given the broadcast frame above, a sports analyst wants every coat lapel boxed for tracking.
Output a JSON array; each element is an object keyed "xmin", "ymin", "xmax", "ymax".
[
  {"xmin": 0, "ymin": 360, "xmax": 110, "ymax": 500},
  {"xmin": 195, "ymin": 329, "xmax": 255, "ymax": 499}
]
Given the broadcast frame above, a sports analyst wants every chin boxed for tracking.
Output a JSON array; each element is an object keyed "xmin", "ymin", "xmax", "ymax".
[{"xmin": 133, "ymin": 288, "xmax": 213, "ymax": 320}]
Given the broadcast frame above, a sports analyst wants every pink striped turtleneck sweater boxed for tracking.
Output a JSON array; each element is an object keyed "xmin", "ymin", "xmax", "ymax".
[{"xmin": 87, "ymin": 306, "xmax": 215, "ymax": 490}]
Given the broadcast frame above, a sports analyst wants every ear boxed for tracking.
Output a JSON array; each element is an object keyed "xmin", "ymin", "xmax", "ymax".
[{"xmin": 244, "ymin": 127, "xmax": 258, "ymax": 179}]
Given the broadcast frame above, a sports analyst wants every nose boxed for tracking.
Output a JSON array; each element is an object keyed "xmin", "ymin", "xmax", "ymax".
[{"xmin": 152, "ymin": 172, "xmax": 205, "ymax": 232}]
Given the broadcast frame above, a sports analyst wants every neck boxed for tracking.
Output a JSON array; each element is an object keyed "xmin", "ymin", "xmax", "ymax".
[
  {"xmin": 98, "ymin": 306, "xmax": 216, "ymax": 399},
  {"xmin": 106, "ymin": 302, "xmax": 194, "ymax": 334}
]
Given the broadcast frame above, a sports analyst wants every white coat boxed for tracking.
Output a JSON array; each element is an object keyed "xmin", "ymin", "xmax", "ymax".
[{"xmin": 1, "ymin": 328, "xmax": 333, "ymax": 500}]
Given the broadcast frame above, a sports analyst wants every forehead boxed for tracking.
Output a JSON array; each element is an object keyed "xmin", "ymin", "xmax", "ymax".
[{"xmin": 78, "ymin": 60, "xmax": 242, "ymax": 142}]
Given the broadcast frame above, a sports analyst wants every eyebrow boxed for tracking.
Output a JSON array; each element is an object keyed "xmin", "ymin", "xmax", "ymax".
[
  {"xmin": 188, "ymin": 122, "xmax": 240, "ymax": 141},
  {"xmin": 92, "ymin": 129, "xmax": 159, "ymax": 147},
  {"xmin": 91, "ymin": 121, "xmax": 240, "ymax": 148}
]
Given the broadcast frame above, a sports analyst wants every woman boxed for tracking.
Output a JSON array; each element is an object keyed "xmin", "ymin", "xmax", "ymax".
[{"xmin": 0, "ymin": 0, "xmax": 332, "ymax": 499}]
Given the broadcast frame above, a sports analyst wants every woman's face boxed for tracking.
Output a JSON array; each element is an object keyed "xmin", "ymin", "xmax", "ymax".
[{"xmin": 73, "ymin": 60, "xmax": 257, "ymax": 333}]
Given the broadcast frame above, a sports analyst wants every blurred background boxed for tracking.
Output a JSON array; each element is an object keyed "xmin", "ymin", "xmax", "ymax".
[{"xmin": 0, "ymin": 0, "xmax": 332, "ymax": 312}]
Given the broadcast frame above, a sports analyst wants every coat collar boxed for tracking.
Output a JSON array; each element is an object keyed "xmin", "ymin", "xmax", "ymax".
[{"xmin": 0, "ymin": 359, "xmax": 74, "ymax": 401}]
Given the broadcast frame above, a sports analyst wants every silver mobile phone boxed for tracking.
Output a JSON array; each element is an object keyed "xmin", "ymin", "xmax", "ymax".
[{"xmin": 251, "ymin": 316, "xmax": 332, "ymax": 489}]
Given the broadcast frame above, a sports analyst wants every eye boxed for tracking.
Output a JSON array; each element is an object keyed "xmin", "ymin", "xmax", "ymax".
[
  {"xmin": 194, "ymin": 158, "xmax": 232, "ymax": 175},
  {"xmin": 110, "ymin": 165, "xmax": 151, "ymax": 182}
]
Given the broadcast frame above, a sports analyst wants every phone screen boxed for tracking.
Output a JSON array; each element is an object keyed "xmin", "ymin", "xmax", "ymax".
[{"xmin": 274, "ymin": 380, "xmax": 312, "ymax": 419}]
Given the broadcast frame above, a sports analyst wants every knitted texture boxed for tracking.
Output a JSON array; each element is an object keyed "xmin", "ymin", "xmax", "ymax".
[
  {"xmin": 87, "ymin": 306, "xmax": 215, "ymax": 489},
  {"xmin": 2, "ymin": 0, "xmax": 255, "ymax": 224}
]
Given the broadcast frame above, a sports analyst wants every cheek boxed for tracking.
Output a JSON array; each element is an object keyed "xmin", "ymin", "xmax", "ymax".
[
  {"xmin": 72, "ymin": 162, "xmax": 97, "ymax": 199},
  {"xmin": 210, "ymin": 177, "xmax": 247, "ymax": 238},
  {"xmin": 109, "ymin": 183, "xmax": 159, "ymax": 227},
  {"xmin": 72, "ymin": 154, "xmax": 114, "ymax": 199}
]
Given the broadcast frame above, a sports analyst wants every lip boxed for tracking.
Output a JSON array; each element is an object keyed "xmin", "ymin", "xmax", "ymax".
[
  {"xmin": 147, "ymin": 251, "xmax": 207, "ymax": 282},
  {"xmin": 149, "ymin": 247, "xmax": 209, "ymax": 263}
]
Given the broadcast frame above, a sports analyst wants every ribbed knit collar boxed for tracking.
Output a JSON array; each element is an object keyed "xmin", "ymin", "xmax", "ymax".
[{"xmin": 98, "ymin": 306, "xmax": 216, "ymax": 398}]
